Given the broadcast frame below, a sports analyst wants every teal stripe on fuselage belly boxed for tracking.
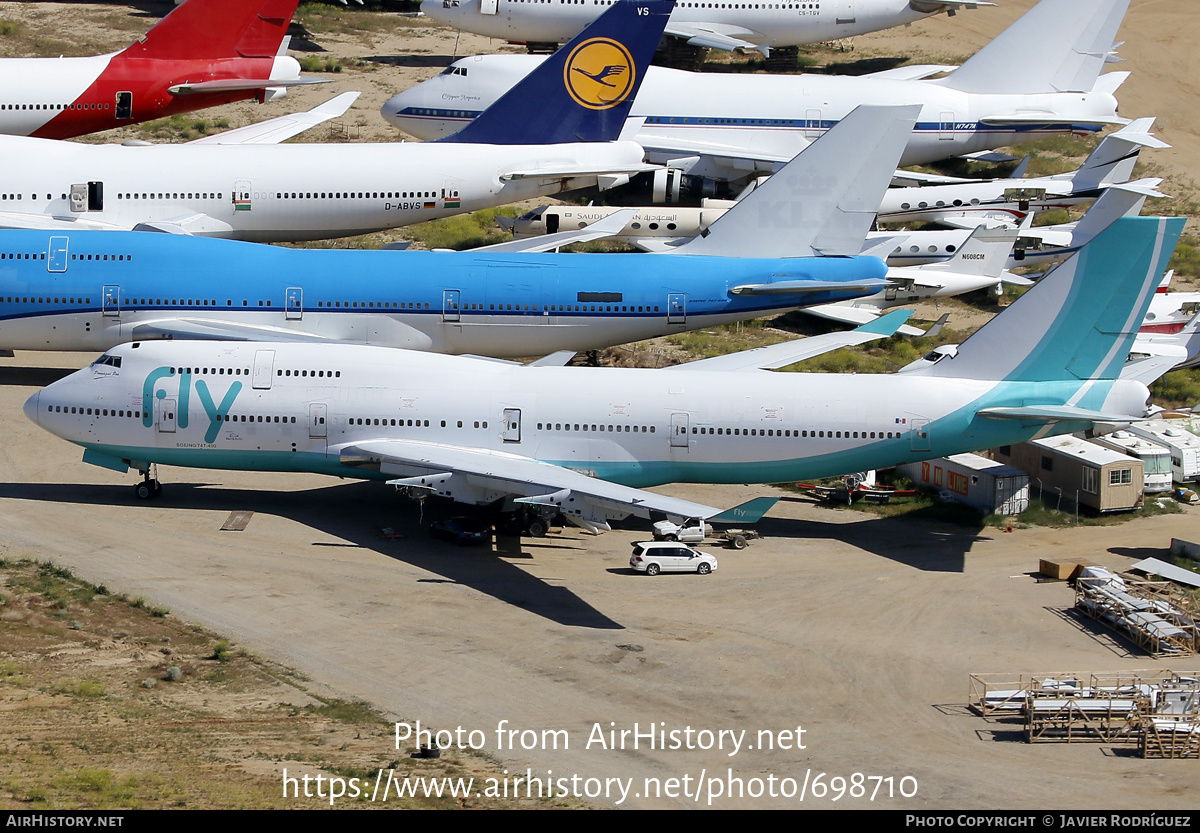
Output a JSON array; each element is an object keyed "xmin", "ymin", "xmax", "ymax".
[
  {"xmin": 555, "ymin": 379, "xmax": 1118, "ymax": 488},
  {"xmin": 79, "ymin": 443, "xmax": 368, "ymax": 480}
]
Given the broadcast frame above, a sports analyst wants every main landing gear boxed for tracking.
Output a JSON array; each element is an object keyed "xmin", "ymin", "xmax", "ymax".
[
  {"xmin": 498, "ymin": 509, "xmax": 556, "ymax": 538},
  {"xmin": 134, "ymin": 465, "xmax": 163, "ymax": 501}
]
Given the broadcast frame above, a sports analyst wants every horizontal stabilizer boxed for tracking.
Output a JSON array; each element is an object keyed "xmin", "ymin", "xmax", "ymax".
[
  {"xmin": 500, "ymin": 161, "xmax": 659, "ymax": 181},
  {"xmin": 527, "ymin": 351, "xmax": 578, "ymax": 367},
  {"xmin": 476, "ymin": 209, "xmax": 637, "ymax": 252},
  {"xmin": 190, "ymin": 91, "xmax": 360, "ymax": 145},
  {"xmin": 666, "ymin": 310, "xmax": 912, "ymax": 373},
  {"xmin": 802, "ymin": 304, "xmax": 927, "ymax": 337},
  {"xmin": 1119, "ymin": 354, "xmax": 1187, "ymax": 386},
  {"xmin": 729, "ymin": 278, "xmax": 890, "ymax": 295},
  {"xmin": 977, "ymin": 405, "xmax": 1142, "ymax": 424},
  {"xmin": 169, "ymin": 77, "xmax": 326, "ymax": 95}
]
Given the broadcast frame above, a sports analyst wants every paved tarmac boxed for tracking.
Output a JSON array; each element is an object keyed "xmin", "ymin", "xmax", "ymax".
[{"xmin": 2, "ymin": 351, "xmax": 1198, "ymax": 809}]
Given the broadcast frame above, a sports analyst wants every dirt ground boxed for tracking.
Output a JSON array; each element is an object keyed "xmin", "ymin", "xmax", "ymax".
[{"xmin": 2, "ymin": 0, "xmax": 1200, "ymax": 812}]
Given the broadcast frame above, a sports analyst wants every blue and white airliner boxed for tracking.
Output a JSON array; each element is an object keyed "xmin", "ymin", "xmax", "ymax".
[{"xmin": 24, "ymin": 216, "xmax": 1182, "ymax": 532}]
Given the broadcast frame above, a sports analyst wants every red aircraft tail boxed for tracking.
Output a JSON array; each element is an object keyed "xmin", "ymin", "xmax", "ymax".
[{"xmin": 123, "ymin": 0, "xmax": 300, "ymax": 60}]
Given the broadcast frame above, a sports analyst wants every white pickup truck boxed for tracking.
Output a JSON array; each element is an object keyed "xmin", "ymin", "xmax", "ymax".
[{"xmin": 651, "ymin": 518, "xmax": 760, "ymax": 549}]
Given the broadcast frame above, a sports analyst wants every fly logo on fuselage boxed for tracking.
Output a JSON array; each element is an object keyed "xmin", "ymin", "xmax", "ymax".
[
  {"xmin": 563, "ymin": 38, "xmax": 636, "ymax": 111},
  {"xmin": 141, "ymin": 367, "xmax": 242, "ymax": 444}
]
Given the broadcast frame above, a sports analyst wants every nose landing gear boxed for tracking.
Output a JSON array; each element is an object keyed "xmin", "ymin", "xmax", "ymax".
[{"xmin": 134, "ymin": 465, "xmax": 163, "ymax": 500}]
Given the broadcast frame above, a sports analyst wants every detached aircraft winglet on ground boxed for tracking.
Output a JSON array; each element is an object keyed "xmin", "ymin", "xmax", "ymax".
[
  {"xmin": 0, "ymin": 0, "xmax": 320, "ymax": 139},
  {"xmin": 25, "ymin": 215, "xmax": 1184, "ymax": 535}
]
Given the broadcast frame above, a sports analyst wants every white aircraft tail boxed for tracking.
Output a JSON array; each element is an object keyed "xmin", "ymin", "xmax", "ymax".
[
  {"xmin": 913, "ymin": 215, "xmax": 1183, "ymax": 384},
  {"xmin": 1071, "ymin": 118, "xmax": 1170, "ymax": 188},
  {"xmin": 917, "ymin": 226, "xmax": 1015, "ymax": 278},
  {"xmin": 939, "ymin": 0, "xmax": 1130, "ymax": 95},
  {"xmin": 674, "ymin": 105, "xmax": 919, "ymax": 258}
]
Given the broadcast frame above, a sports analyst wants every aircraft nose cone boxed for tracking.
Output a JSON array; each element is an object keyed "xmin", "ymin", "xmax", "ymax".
[
  {"xmin": 420, "ymin": 0, "xmax": 450, "ymax": 23},
  {"xmin": 23, "ymin": 390, "xmax": 40, "ymax": 426}
]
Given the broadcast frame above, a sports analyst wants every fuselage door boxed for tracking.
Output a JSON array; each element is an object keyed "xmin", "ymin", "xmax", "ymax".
[
  {"xmin": 285, "ymin": 287, "xmax": 303, "ymax": 320},
  {"xmin": 115, "ymin": 91, "xmax": 132, "ymax": 120},
  {"xmin": 253, "ymin": 349, "xmax": 276, "ymax": 390},
  {"xmin": 910, "ymin": 418, "xmax": 931, "ymax": 452},
  {"xmin": 443, "ymin": 289, "xmax": 461, "ymax": 322},
  {"xmin": 501, "ymin": 408, "xmax": 521, "ymax": 443},
  {"xmin": 309, "ymin": 403, "xmax": 328, "ymax": 439},
  {"xmin": 480, "ymin": 0, "xmax": 499, "ymax": 14},
  {"xmin": 804, "ymin": 108, "xmax": 822, "ymax": 139},
  {"xmin": 233, "ymin": 180, "xmax": 252, "ymax": 212},
  {"xmin": 47, "ymin": 237, "xmax": 68, "ymax": 272},
  {"xmin": 940, "ymin": 112, "xmax": 955, "ymax": 142},
  {"xmin": 669, "ymin": 412, "xmax": 690, "ymax": 449},
  {"xmin": 102, "ymin": 285, "xmax": 120, "ymax": 316},
  {"xmin": 156, "ymin": 398, "xmax": 177, "ymax": 434},
  {"xmin": 667, "ymin": 293, "xmax": 686, "ymax": 324},
  {"xmin": 835, "ymin": 0, "xmax": 856, "ymax": 24}
]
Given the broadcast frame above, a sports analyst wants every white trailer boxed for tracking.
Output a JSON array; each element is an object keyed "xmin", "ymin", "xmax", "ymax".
[
  {"xmin": 1123, "ymin": 420, "xmax": 1200, "ymax": 483},
  {"xmin": 1090, "ymin": 431, "xmax": 1175, "ymax": 493}
]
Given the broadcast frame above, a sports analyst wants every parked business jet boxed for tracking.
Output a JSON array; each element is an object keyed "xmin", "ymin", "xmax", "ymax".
[
  {"xmin": 0, "ymin": 0, "xmax": 672, "ymax": 241},
  {"xmin": 25, "ymin": 216, "xmax": 1182, "ymax": 533},
  {"xmin": 878, "ymin": 118, "xmax": 1168, "ymax": 228},
  {"xmin": 0, "ymin": 0, "xmax": 317, "ymax": 139},
  {"xmin": 801, "ymin": 225, "xmax": 1020, "ymax": 333},
  {"xmin": 421, "ymin": 0, "xmax": 986, "ymax": 55},
  {"xmin": 385, "ymin": 0, "xmax": 1131, "ymax": 190},
  {"xmin": 0, "ymin": 105, "xmax": 918, "ymax": 358}
]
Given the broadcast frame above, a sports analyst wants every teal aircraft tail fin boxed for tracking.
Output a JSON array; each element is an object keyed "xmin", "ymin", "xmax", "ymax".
[{"xmin": 914, "ymin": 215, "xmax": 1184, "ymax": 384}]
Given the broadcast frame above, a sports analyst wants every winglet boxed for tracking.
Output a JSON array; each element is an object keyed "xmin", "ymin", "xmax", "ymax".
[
  {"xmin": 706, "ymin": 497, "xmax": 778, "ymax": 524},
  {"xmin": 437, "ymin": 0, "xmax": 673, "ymax": 145}
]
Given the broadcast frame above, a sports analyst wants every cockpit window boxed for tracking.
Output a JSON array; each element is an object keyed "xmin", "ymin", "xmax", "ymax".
[
  {"xmin": 91, "ymin": 354, "xmax": 122, "ymax": 369},
  {"xmin": 438, "ymin": 66, "xmax": 468, "ymax": 77},
  {"xmin": 519, "ymin": 208, "xmax": 545, "ymax": 221}
]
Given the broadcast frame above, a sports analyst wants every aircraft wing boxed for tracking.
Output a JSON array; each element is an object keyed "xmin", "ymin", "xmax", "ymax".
[
  {"xmin": 188, "ymin": 92, "xmax": 360, "ymax": 145},
  {"xmin": 472, "ymin": 209, "xmax": 637, "ymax": 253},
  {"xmin": 0, "ymin": 212, "xmax": 126, "ymax": 232},
  {"xmin": 337, "ymin": 438, "xmax": 775, "ymax": 529},
  {"xmin": 865, "ymin": 64, "xmax": 959, "ymax": 81},
  {"xmin": 131, "ymin": 213, "xmax": 235, "ymax": 236},
  {"xmin": 977, "ymin": 114, "xmax": 1129, "ymax": 128},
  {"xmin": 168, "ymin": 77, "xmax": 328, "ymax": 95},
  {"xmin": 126, "ymin": 317, "xmax": 342, "ymax": 343},
  {"xmin": 664, "ymin": 21, "xmax": 765, "ymax": 53},
  {"xmin": 665, "ymin": 310, "xmax": 913, "ymax": 373}
]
